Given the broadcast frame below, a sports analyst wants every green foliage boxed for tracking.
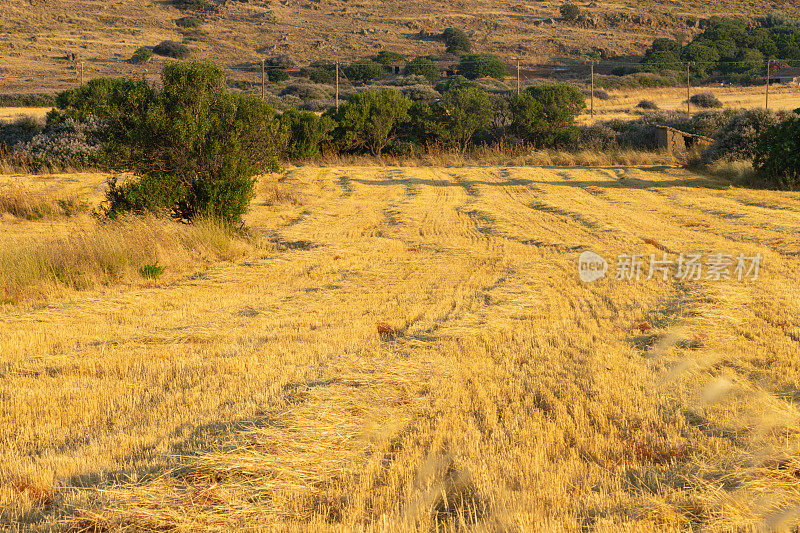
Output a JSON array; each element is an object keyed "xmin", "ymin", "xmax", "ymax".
[
  {"xmin": 173, "ymin": 0, "xmax": 217, "ymax": 12},
  {"xmin": 153, "ymin": 40, "xmax": 191, "ymax": 59},
  {"xmin": 458, "ymin": 54, "xmax": 507, "ymax": 80},
  {"xmin": 131, "ymin": 47, "xmax": 153, "ymax": 64},
  {"xmin": 510, "ymin": 84, "xmax": 586, "ymax": 148},
  {"xmin": 344, "ymin": 59, "xmax": 385, "ymax": 83},
  {"xmin": 374, "ymin": 51, "xmax": 405, "ymax": 65},
  {"xmin": 279, "ymin": 109, "xmax": 334, "ymax": 160},
  {"xmin": 404, "ymin": 57, "xmax": 439, "ymax": 82},
  {"xmin": 560, "ymin": 3, "xmax": 580, "ymax": 22},
  {"xmin": 689, "ymin": 92, "xmax": 723, "ymax": 109},
  {"xmin": 431, "ymin": 86, "xmax": 494, "ymax": 152},
  {"xmin": 308, "ymin": 68, "xmax": 335, "ymax": 84},
  {"xmin": 641, "ymin": 16, "xmax": 800, "ymax": 81},
  {"xmin": 94, "ymin": 61, "xmax": 282, "ymax": 225},
  {"xmin": 268, "ymin": 68, "xmax": 289, "ymax": 82},
  {"xmin": 176, "ymin": 16, "xmax": 203, "ymax": 28},
  {"xmin": 443, "ymin": 28, "xmax": 471, "ymax": 55},
  {"xmin": 139, "ymin": 262, "xmax": 165, "ymax": 280},
  {"xmin": 753, "ymin": 112, "xmax": 800, "ymax": 190},
  {"xmin": 0, "ymin": 93, "xmax": 56, "ymax": 107},
  {"xmin": 330, "ymin": 89, "xmax": 412, "ymax": 155}
]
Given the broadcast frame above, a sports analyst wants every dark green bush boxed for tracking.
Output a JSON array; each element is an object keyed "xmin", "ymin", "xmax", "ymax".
[
  {"xmin": 637, "ymin": 99, "xmax": 658, "ymax": 110},
  {"xmin": 330, "ymin": 89, "xmax": 412, "ymax": 155},
  {"xmin": 153, "ymin": 40, "xmax": 191, "ymax": 59},
  {"xmin": 404, "ymin": 57, "xmax": 439, "ymax": 81},
  {"xmin": 374, "ymin": 50, "xmax": 405, "ymax": 65},
  {"xmin": 176, "ymin": 16, "xmax": 203, "ymax": 28},
  {"xmin": 131, "ymin": 47, "xmax": 153, "ymax": 64},
  {"xmin": 308, "ymin": 68, "xmax": 335, "ymax": 84},
  {"xmin": 458, "ymin": 54, "xmax": 507, "ymax": 80},
  {"xmin": 0, "ymin": 93, "xmax": 56, "ymax": 107},
  {"xmin": 173, "ymin": 0, "xmax": 217, "ymax": 12},
  {"xmin": 560, "ymin": 3, "xmax": 580, "ymax": 21},
  {"xmin": 689, "ymin": 92, "xmax": 723, "ymax": 109},
  {"xmin": 268, "ymin": 68, "xmax": 289, "ymax": 82},
  {"xmin": 98, "ymin": 61, "xmax": 282, "ymax": 225},
  {"xmin": 752, "ymin": 111, "xmax": 800, "ymax": 190},
  {"xmin": 430, "ymin": 86, "xmax": 494, "ymax": 152},
  {"xmin": 510, "ymin": 84, "xmax": 586, "ymax": 148},
  {"xmin": 443, "ymin": 28, "xmax": 471, "ymax": 55},
  {"xmin": 279, "ymin": 108, "xmax": 335, "ymax": 160},
  {"xmin": 344, "ymin": 59, "xmax": 385, "ymax": 83}
]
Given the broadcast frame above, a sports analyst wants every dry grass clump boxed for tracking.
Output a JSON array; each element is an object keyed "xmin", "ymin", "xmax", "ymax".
[
  {"xmin": 313, "ymin": 145, "xmax": 678, "ymax": 168},
  {"xmin": 0, "ymin": 186, "xmax": 88, "ymax": 220},
  {"xmin": 0, "ymin": 214, "xmax": 251, "ymax": 302}
]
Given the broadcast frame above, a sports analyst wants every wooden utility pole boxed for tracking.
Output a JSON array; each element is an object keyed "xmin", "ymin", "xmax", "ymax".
[
  {"xmin": 261, "ymin": 59, "xmax": 266, "ymax": 100},
  {"xmin": 686, "ymin": 62, "xmax": 691, "ymax": 115},
  {"xmin": 766, "ymin": 58, "xmax": 771, "ymax": 111},
  {"xmin": 335, "ymin": 61, "xmax": 340, "ymax": 110},
  {"xmin": 516, "ymin": 59, "xmax": 521, "ymax": 95},
  {"xmin": 590, "ymin": 61, "xmax": 595, "ymax": 117}
]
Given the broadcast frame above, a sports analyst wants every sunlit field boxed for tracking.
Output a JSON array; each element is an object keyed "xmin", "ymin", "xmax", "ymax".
[{"xmin": 2, "ymin": 166, "xmax": 800, "ymax": 531}]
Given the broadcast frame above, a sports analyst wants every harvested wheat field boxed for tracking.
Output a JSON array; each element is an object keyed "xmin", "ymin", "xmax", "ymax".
[{"xmin": 3, "ymin": 165, "xmax": 800, "ymax": 531}]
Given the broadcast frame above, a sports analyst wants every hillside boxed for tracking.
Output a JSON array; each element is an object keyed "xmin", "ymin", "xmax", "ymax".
[{"xmin": 0, "ymin": 0, "xmax": 797, "ymax": 93}]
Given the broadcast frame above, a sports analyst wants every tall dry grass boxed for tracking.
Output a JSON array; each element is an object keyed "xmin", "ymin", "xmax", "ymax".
[
  {"xmin": 312, "ymin": 144, "xmax": 679, "ymax": 168},
  {"xmin": 0, "ymin": 214, "xmax": 252, "ymax": 303},
  {"xmin": 0, "ymin": 186, "xmax": 88, "ymax": 220}
]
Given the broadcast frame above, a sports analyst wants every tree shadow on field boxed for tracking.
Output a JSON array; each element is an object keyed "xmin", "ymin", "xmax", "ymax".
[{"xmin": 348, "ymin": 167, "xmax": 728, "ymax": 194}]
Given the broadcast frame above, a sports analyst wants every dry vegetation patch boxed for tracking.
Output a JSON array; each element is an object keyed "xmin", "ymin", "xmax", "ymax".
[{"xmin": 2, "ymin": 166, "xmax": 800, "ymax": 530}]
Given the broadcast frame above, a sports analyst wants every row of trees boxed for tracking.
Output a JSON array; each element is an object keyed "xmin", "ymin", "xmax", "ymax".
[
  {"xmin": 49, "ymin": 61, "xmax": 585, "ymax": 226},
  {"xmin": 641, "ymin": 16, "xmax": 800, "ymax": 82}
]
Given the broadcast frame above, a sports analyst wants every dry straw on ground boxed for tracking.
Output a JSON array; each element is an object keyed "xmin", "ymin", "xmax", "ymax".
[{"xmin": 1, "ymin": 165, "xmax": 800, "ymax": 530}]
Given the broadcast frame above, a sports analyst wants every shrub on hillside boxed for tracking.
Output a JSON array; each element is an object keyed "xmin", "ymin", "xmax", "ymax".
[
  {"xmin": 403, "ymin": 57, "xmax": 439, "ymax": 82},
  {"xmin": 173, "ymin": 0, "xmax": 217, "ymax": 12},
  {"xmin": 560, "ymin": 3, "xmax": 580, "ymax": 21},
  {"xmin": 329, "ymin": 88, "xmax": 412, "ymax": 155},
  {"xmin": 268, "ymin": 68, "xmax": 289, "ymax": 82},
  {"xmin": 458, "ymin": 54, "xmax": 507, "ymax": 80},
  {"xmin": 176, "ymin": 16, "xmax": 203, "ymax": 28},
  {"xmin": 268, "ymin": 54, "xmax": 295, "ymax": 69},
  {"xmin": 510, "ymin": 84, "xmax": 586, "ymax": 148},
  {"xmin": 344, "ymin": 59, "xmax": 385, "ymax": 83},
  {"xmin": 753, "ymin": 112, "xmax": 800, "ymax": 190},
  {"xmin": 443, "ymin": 28, "xmax": 471, "ymax": 55},
  {"xmin": 636, "ymin": 99, "xmax": 658, "ymax": 110},
  {"xmin": 153, "ymin": 40, "xmax": 191, "ymax": 59},
  {"xmin": 374, "ymin": 50, "xmax": 405, "ymax": 65},
  {"xmin": 131, "ymin": 47, "xmax": 153, "ymax": 64},
  {"xmin": 308, "ymin": 68, "xmax": 335, "ymax": 84},
  {"xmin": 689, "ymin": 92, "xmax": 723, "ymax": 109}
]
